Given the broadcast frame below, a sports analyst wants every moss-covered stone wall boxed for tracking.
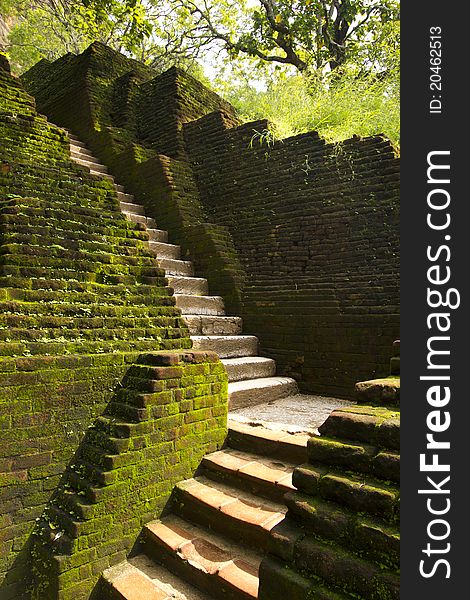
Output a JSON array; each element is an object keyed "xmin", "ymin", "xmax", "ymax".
[
  {"xmin": 22, "ymin": 42, "xmax": 245, "ymax": 315},
  {"xmin": 31, "ymin": 350, "xmax": 227, "ymax": 600},
  {"xmin": 0, "ymin": 58, "xmax": 192, "ymax": 599}
]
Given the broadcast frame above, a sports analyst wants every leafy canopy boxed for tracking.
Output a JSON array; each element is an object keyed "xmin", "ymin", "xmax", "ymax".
[{"xmin": 0, "ymin": 0, "xmax": 399, "ymax": 145}]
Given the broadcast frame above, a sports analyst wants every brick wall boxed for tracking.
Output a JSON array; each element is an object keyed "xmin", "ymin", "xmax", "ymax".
[
  {"xmin": 32, "ymin": 351, "xmax": 227, "ymax": 600},
  {"xmin": 23, "ymin": 43, "xmax": 400, "ymax": 397},
  {"xmin": 184, "ymin": 113, "xmax": 400, "ymax": 396},
  {"xmin": 0, "ymin": 59, "xmax": 192, "ymax": 598}
]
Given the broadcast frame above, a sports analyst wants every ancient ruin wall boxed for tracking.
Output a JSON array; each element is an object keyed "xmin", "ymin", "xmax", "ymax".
[
  {"xmin": 0, "ymin": 57, "xmax": 194, "ymax": 598},
  {"xmin": 23, "ymin": 43, "xmax": 246, "ymax": 314},
  {"xmin": 24, "ymin": 43, "xmax": 400, "ymax": 397},
  {"xmin": 184, "ymin": 114, "xmax": 400, "ymax": 396}
]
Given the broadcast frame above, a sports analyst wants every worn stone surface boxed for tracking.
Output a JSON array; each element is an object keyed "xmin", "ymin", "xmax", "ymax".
[
  {"xmin": 230, "ymin": 393, "xmax": 353, "ymax": 434},
  {"xmin": 355, "ymin": 377, "xmax": 400, "ymax": 405}
]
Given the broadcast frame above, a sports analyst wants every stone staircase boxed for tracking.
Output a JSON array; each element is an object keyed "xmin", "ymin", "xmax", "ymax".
[
  {"xmin": 101, "ymin": 423, "xmax": 309, "ymax": 599},
  {"xmin": 67, "ymin": 133, "xmax": 298, "ymax": 410}
]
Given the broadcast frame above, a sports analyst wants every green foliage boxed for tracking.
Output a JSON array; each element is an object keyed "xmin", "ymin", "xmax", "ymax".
[
  {"xmin": 0, "ymin": 0, "xmax": 152, "ymax": 74},
  {"xmin": 152, "ymin": 0, "xmax": 399, "ymax": 75},
  {"xmin": 218, "ymin": 66, "xmax": 399, "ymax": 146}
]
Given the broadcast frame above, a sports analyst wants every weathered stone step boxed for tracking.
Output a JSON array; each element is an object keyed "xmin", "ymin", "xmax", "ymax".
[
  {"xmin": 175, "ymin": 294, "xmax": 225, "ymax": 316},
  {"xmin": 148, "ymin": 241, "xmax": 181, "ymax": 260},
  {"xmin": 307, "ymin": 436, "xmax": 399, "ymax": 483},
  {"xmin": 184, "ymin": 315, "xmax": 242, "ymax": 337},
  {"xmin": 146, "ymin": 228, "xmax": 169, "ymax": 243},
  {"xmin": 284, "ymin": 492, "xmax": 399, "ymax": 569},
  {"xmin": 355, "ymin": 377, "xmax": 400, "ymax": 406},
  {"xmin": 167, "ymin": 276, "xmax": 209, "ymax": 296},
  {"xmin": 142, "ymin": 515, "xmax": 261, "ymax": 600},
  {"xmin": 222, "ymin": 357, "xmax": 276, "ymax": 383},
  {"xmin": 259, "ymin": 556, "xmax": 360, "ymax": 600},
  {"xmin": 390, "ymin": 340, "xmax": 400, "ymax": 375},
  {"xmin": 292, "ymin": 463, "xmax": 400, "ymax": 522},
  {"xmin": 227, "ymin": 421, "xmax": 308, "ymax": 468},
  {"xmin": 74, "ymin": 157, "xmax": 108, "ymax": 173},
  {"xmin": 91, "ymin": 170, "xmax": 115, "ymax": 181},
  {"xmin": 70, "ymin": 148, "xmax": 96, "ymax": 161},
  {"xmin": 191, "ymin": 335, "xmax": 258, "ymax": 358},
  {"xmin": 115, "ymin": 184, "xmax": 125, "ymax": 192},
  {"xmin": 123, "ymin": 212, "xmax": 157, "ymax": 228},
  {"xmin": 158, "ymin": 258, "xmax": 194, "ymax": 277},
  {"xmin": 120, "ymin": 201, "xmax": 146, "ymax": 216},
  {"xmin": 289, "ymin": 535, "xmax": 399, "ymax": 600},
  {"xmin": 68, "ymin": 138, "xmax": 86, "ymax": 148},
  {"xmin": 318, "ymin": 406, "xmax": 400, "ymax": 451},
  {"xmin": 102, "ymin": 559, "xmax": 215, "ymax": 599},
  {"xmin": 228, "ymin": 377, "xmax": 298, "ymax": 410},
  {"xmin": 172, "ymin": 476, "xmax": 285, "ymax": 551},
  {"xmin": 116, "ymin": 191, "xmax": 135, "ymax": 203},
  {"xmin": 201, "ymin": 448, "xmax": 295, "ymax": 503}
]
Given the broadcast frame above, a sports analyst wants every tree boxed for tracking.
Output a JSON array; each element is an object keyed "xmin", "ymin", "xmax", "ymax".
[
  {"xmin": 0, "ymin": 0, "xmax": 151, "ymax": 72},
  {"xmin": 149, "ymin": 0, "xmax": 399, "ymax": 75}
]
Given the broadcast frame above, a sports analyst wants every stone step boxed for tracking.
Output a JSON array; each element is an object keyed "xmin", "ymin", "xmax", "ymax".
[
  {"xmin": 148, "ymin": 241, "xmax": 181, "ymax": 260},
  {"xmin": 158, "ymin": 258, "xmax": 194, "ymax": 277},
  {"xmin": 292, "ymin": 463, "xmax": 400, "ymax": 523},
  {"xmin": 116, "ymin": 191, "xmax": 135, "ymax": 203},
  {"xmin": 191, "ymin": 335, "xmax": 258, "ymax": 358},
  {"xmin": 390, "ymin": 340, "xmax": 400, "ymax": 375},
  {"xmin": 143, "ymin": 515, "xmax": 261, "ymax": 600},
  {"xmin": 306, "ymin": 435, "xmax": 399, "ymax": 483},
  {"xmin": 222, "ymin": 357, "xmax": 276, "ymax": 383},
  {"xmin": 227, "ymin": 421, "xmax": 309, "ymax": 465},
  {"xmin": 175, "ymin": 295, "xmax": 225, "ymax": 316},
  {"xmin": 355, "ymin": 377, "xmax": 400, "ymax": 406},
  {"xmin": 68, "ymin": 138, "xmax": 86, "ymax": 148},
  {"xmin": 74, "ymin": 157, "xmax": 108, "ymax": 173},
  {"xmin": 167, "ymin": 276, "xmax": 209, "ymax": 296},
  {"xmin": 259, "ymin": 555, "xmax": 369, "ymax": 600},
  {"xmin": 115, "ymin": 184, "xmax": 125, "ymax": 192},
  {"xmin": 228, "ymin": 377, "xmax": 298, "ymax": 410},
  {"xmin": 285, "ymin": 535, "xmax": 399, "ymax": 600},
  {"xmin": 146, "ymin": 228, "xmax": 169, "ymax": 243},
  {"xmin": 70, "ymin": 148, "xmax": 95, "ymax": 160},
  {"xmin": 101, "ymin": 559, "xmax": 211, "ymax": 600},
  {"xmin": 123, "ymin": 212, "xmax": 157, "ymax": 228},
  {"xmin": 284, "ymin": 492, "xmax": 399, "ymax": 569},
  {"xmin": 91, "ymin": 170, "xmax": 115, "ymax": 182},
  {"xmin": 184, "ymin": 316, "xmax": 243, "ymax": 337},
  {"xmin": 318, "ymin": 406, "xmax": 400, "ymax": 451},
  {"xmin": 201, "ymin": 449, "xmax": 295, "ymax": 503},
  {"xmin": 120, "ymin": 201, "xmax": 146, "ymax": 216},
  {"xmin": 172, "ymin": 476, "xmax": 285, "ymax": 551}
]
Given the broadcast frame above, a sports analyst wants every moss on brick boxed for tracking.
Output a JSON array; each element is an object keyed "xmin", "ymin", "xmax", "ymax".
[
  {"xmin": 30, "ymin": 351, "xmax": 227, "ymax": 599},
  {"xmin": 0, "ymin": 58, "xmax": 193, "ymax": 597}
]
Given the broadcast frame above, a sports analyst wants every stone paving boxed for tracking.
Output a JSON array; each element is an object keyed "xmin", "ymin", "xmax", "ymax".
[{"xmin": 229, "ymin": 393, "xmax": 354, "ymax": 435}]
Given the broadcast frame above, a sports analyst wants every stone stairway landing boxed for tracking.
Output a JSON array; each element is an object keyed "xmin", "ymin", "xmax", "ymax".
[
  {"xmin": 66, "ymin": 132, "xmax": 298, "ymax": 410},
  {"xmin": 101, "ymin": 425, "xmax": 309, "ymax": 600}
]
